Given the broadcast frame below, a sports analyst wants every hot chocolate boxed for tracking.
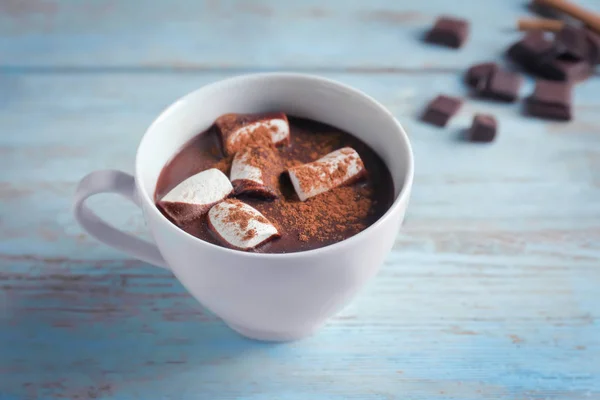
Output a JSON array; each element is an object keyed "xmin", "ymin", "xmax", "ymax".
[{"xmin": 155, "ymin": 114, "xmax": 394, "ymax": 253}]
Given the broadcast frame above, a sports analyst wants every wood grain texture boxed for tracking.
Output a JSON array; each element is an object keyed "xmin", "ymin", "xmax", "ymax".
[
  {"xmin": 1, "ymin": 72, "xmax": 599, "ymax": 399},
  {"xmin": 1, "ymin": 0, "xmax": 600, "ymax": 399},
  {"xmin": 0, "ymin": 0, "xmax": 598, "ymax": 70}
]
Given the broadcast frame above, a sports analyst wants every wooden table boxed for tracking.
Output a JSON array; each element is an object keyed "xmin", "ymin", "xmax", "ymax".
[{"xmin": 1, "ymin": 1, "xmax": 599, "ymax": 399}]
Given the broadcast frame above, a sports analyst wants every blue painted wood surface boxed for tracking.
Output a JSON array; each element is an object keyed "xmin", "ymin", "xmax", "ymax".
[{"xmin": 0, "ymin": 1, "xmax": 599, "ymax": 399}]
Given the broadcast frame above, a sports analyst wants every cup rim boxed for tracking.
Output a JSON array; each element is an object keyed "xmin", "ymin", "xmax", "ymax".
[{"xmin": 136, "ymin": 72, "xmax": 414, "ymax": 259}]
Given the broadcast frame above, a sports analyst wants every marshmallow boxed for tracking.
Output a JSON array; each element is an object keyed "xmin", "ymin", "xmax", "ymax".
[
  {"xmin": 158, "ymin": 168, "xmax": 233, "ymax": 224},
  {"xmin": 230, "ymin": 146, "xmax": 281, "ymax": 199},
  {"xmin": 287, "ymin": 147, "xmax": 366, "ymax": 201},
  {"xmin": 215, "ymin": 112, "xmax": 290, "ymax": 155},
  {"xmin": 208, "ymin": 199, "xmax": 280, "ymax": 250}
]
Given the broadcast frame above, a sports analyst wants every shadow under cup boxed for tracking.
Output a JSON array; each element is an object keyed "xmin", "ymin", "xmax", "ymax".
[{"xmin": 136, "ymin": 73, "xmax": 414, "ymax": 341}]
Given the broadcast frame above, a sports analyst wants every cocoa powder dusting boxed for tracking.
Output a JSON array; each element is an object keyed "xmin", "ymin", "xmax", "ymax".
[
  {"xmin": 242, "ymin": 145, "xmax": 279, "ymax": 170},
  {"xmin": 278, "ymin": 186, "xmax": 373, "ymax": 242},
  {"xmin": 243, "ymin": 228, "xmax": 257, "ymax": 241},
  {"xmin": 250, "ymin": 146, "xmax": 282, "ymax": 193},
  {"xmin": 222, "ymin": 199, "xmax": 269, "ymax": 232},
  {"xmin": 284, "ymin": 158, "xmax": 304, "ymax": 169},
  {"xmin": 216, "ymin": 112, "xmax": 289, "ymax": 155},
  {"xmin": 229, "ymin": 125, "xmax": 274, "ymax": 155}
]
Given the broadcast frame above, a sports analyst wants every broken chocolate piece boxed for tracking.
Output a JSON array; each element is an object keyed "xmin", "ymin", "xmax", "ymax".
[
  {"xmin": 288, "ymin": 147, "xmax": 366, "ymax": 202},
  {"xmin": 477, "ymin": 69, "xmax": 522, "ymax": 102},
  {"xmin": 207, "ymin": 199, "xmax": 280, "ymax": 250},
  {"xmin": 230, "ymin": 145, "xmax": 281, "ymax": 199},
  {"xmin": 465, "ymin": 62, "xmax": 498, "ymax": 88},
  {"xmin": 467, "ymin": 114, "xmax": 497, "ymax": 143},
  {"xmin": 507, "ymin": 30, "xmax": 555, "ymax": 72},
  {"xmin": 215, "ymin": 112, "xmax": 290, "ymax": 156},
  {"xmin": 539, "ymin": 57, "xmax": 593, "ymax": 81},
  {"xmin": 421, "ymin": 95, "xmax": 462, "ymax": 127},
  {"xmin": 554, "ymin": 25, "xmax": 589, "ymax": 61},
  {"xmin": 526, "ymin": 79, "xmax": 573, "ymax": 121},
  {"xmin": 425, "ymin": 16, "xmax": 469, "ymax": 49},
  {"xmin": 158, "ymin": 168, "xmax": 233, "ymax": 224},
  {"xmin": 508, "ymin": 28, "xmax": 594, "ymax": 81}
]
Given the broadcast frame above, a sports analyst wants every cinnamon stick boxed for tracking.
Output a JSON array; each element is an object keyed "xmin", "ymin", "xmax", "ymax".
[
  {"xmin": 533, "ymin": 0, "xmax": 600, "ymax": 34},
  {"xmin": 518, "ymin": 17, "xmax": 565, "ymax": 32}
]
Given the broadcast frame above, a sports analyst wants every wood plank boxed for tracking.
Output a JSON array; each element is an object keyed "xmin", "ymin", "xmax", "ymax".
[
  {"xmin": 1, "ymin": 0, "xmax": 598, "ymax": 69},
  {"xmin": 0, "ymin": 72, "xmax": 599, "ymax": 398},
  {"xmin": 1, "ymin": 257, "xmax": 598, "ymax": 399}
]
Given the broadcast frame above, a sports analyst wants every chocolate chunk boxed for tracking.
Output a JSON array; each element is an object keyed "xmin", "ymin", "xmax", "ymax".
[
  {"xmin": 528, "ymin": 103, "xmax": 571, "ymax": 121},
  {"xmin": 465, "ymin": 62, "xmax": 498, "ymax": 88},
  {"xmin": 507, "ymin": 30, "xmax": 555, "ymax": 72},
  {"xmin": 425, "ymin": 16, "xmax": 469, "ymax": 49},
  {"xmin": 531, "ymin": 79, "xmax": 572, "ymax": 105},
  {"xmin": 421, "ymin": 95, "xmax": 462, "ymax": 127},
  {"xmin": 467, "ymin": 114, "xmax": 497, "ymax": 143},
  {"xmin": 477, "ymin": 69, "xmax": 522, "ymax": 102},
  {"xmin": 584, "ymin": 29, "xmax": 600, "ymax": 65},
  {"xmin": 554, "ymin": 25, "xmax": 589, "ymax": 61},
  {"xmin": 538, "ymin": 57, "xmax": 593, "ymax": 82},
  {"xmin": 526, "ymin": 80, "xmax": 572, "ymax": 121}
]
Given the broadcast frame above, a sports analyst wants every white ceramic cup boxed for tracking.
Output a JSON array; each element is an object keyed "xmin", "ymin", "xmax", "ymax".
[{"xmin": 73, "ymin": 73, "xmax": 414, "ymax": 341}]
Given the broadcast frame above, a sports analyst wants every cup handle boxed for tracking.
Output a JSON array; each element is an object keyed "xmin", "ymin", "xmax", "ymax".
[{"xmin": 73, "ymin": 170, "xmax": 168, "ymax": 269}]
